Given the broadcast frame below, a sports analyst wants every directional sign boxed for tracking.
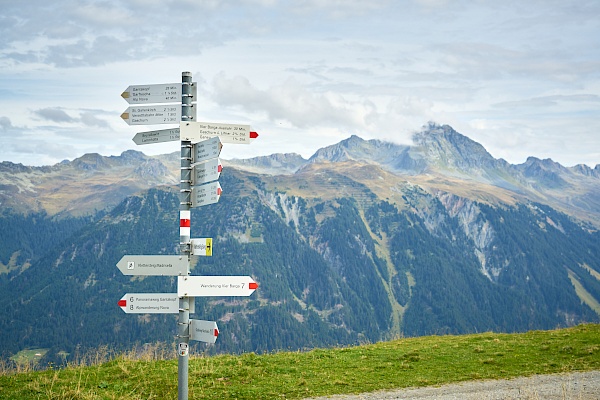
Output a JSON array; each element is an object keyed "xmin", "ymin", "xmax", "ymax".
[
  {"xmin": 132, "ymin": 127, "xmax": 180, "ymax": 145},
  {"xmin": 180, "ymin": 121, "xmax": 258, "ymax": 144},
  {"xmin": 189, "ymin": 319, "xmax": 219, "ymax": 343},
  {"xmin": 116, "ymin": 255, "xmax": 188, "ymax": 276},
  {"xmin": 191, "ymin": 238, "xmax": 213, "ymax": 256},
  {"xmin": 118, "ymin": 293, "xmax": 183, "ymax": 314},
  {"xmin": 192, "ymin": 158, "xmax": 222, "ymax": 185},
  {"xmin": 177, "ymin": 275, "xmax": 258, "ymax": 297},
  {"xmin": 192, "ymin": 136, "xmax": 222, "ymax": 164},
  {"xmin": 121, "ymin": 104, "xmax": 196, "ymax": 126},
  {"xmin": 121, "ymin": 82, "xmax": 197, "ymax": 104},
  {"xmin": 191, "ymin": 181, "xmax": 222, "ymax": 208}
]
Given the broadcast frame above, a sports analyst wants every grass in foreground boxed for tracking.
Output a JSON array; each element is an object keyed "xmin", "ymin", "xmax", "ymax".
[{"xmin": 1, "ymin": 324, "xmax": 599, "ymax": 400}]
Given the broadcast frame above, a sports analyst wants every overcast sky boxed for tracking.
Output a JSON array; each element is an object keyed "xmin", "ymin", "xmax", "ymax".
[{"xmin": 0, "ymin": 0, "xmax": 599, "ymax": 167}]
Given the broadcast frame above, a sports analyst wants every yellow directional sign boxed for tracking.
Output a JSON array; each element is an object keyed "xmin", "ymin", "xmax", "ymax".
[{"xmin": 191, "ymin": 238, "xmax": 212, "ymax": 256}]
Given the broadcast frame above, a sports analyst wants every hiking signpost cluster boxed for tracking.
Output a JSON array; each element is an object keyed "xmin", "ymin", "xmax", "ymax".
[{"xmin": 118, "ymin": 71, "xmax": 259, "ymax": 400}]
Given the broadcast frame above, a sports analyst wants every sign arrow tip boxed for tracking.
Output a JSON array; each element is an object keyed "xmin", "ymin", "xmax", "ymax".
[{"xmin": 121, "ymin": 91, "xmax": 130, "ymax": 99}]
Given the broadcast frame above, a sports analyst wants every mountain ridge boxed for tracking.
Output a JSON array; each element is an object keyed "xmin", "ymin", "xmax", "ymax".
[
  {"xmin": 1, "ymin": 123, "xmax": 599, "ymax": 364},
  {"xmin": 2, "ymin": 123, "xmax": 599, "ymax": 227}
]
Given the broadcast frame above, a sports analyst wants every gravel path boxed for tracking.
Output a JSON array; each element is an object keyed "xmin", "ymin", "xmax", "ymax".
[{"xmin": 305, "ymin": 370, "xmax": 600, "ymax": 400}]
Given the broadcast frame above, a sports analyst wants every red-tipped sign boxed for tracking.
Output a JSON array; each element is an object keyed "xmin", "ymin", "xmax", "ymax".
[
  {"xmin": 180, "ymin": 121, "xmax": 259, "ymax": 144},
  {"xmin": 192, "ymin": 158, "xmax": 222, "ymax": 185},
  {"xmin": 191, "ymin": 181, "xmax": 222, "ymax": 207},
  {"xmin": 190, "ymin": 319, "xmax": 219, "ymax": 343},
  {"xmin": 118, "ymin": 293, "xmax": 186, "ymax": 314},
  {"xmin": 177, "ymin": 276, "xmax": 259, "ymax": 297}
]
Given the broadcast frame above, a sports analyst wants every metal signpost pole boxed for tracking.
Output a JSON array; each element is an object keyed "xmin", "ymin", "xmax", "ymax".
[
  {"xmin": 119, "ymin": 71, "xmax": 260, "ymax": 399},
  {"xmin": 178, "ymin": 71, "xmax": 194, "ymax": 400}
]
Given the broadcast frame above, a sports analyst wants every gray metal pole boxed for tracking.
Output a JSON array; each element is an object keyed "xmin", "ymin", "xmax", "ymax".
[{"xmin": 178, "ymin": 71, "xmax": 194, "ymax": 400}]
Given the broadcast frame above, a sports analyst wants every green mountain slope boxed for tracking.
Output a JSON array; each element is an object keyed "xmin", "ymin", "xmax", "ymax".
[{"xmin": 1, "ymin": 166, "xmax": 599, "ymax": 366}]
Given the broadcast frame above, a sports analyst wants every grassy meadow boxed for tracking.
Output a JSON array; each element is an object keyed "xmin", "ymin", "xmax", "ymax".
[{"xmin": 1, "ymin": 323, "xmax": 599, "ymax": 399}]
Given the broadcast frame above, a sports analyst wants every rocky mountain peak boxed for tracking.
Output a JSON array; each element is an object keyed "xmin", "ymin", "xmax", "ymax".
[
  {"xmin": 71, "ymin": 153, "xmax": 109, "ymax": 171},
  {"xmin": 412, "ymin": 123, "xmax": 496, "ymax": 170},
  {"xmin": 117, "ymin": 150, "xmax": 147, "ymax": 164},
  {"xmin": 519, "ymin": 157, "xmax": 567, "ymax": 188},
  {"xmin": 308, "ymin": 134, "xmax": 370, "ymax": 163}
]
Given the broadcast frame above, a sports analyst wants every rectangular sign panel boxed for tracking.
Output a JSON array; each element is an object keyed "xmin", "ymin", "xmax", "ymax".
[
  {"xmin": 177, "ymin": 275, "xmax": 258, "ymax": 297},
  {"xmin": 192, "ymin": 158, "xmax": 222, "ymax": 185},
  {"xmin": 192, "ymin": 136, "xmax": 222, "ymax": 164},
  {"xmin": 189, "ymin": 319, "xmax": 219, "ymax": 343},
  {"xmin": 121, "ymin": 82, "xmax": 197, "ymax": 104},
  {"xmin": 121, "ymin": 104, "xmax": 196, "ymax": 126},
  {"xmin": 191, "ymin": 181, "xmax": 222, "ymax": 208},
  {"xmin": 116, "ymin": 255, "xmax": 188, "ymax": 276},
  {"xmin": 180, "ymin": 121, "xmax": 257, "ymax": 144},
  {"xmin": 118, "ymin": 293, "xmax": 179, "ymax": 314},
  {"xmin": 191, "ymin": 238, "xmax": 213, "ymax": 256},
  {"xmin": 132, "ymin": 128, "xmax": 180, "ymax": 145}
]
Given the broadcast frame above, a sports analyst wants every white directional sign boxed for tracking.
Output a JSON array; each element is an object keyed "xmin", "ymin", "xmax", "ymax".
[
  {"xmin": 116, "ymin": 255, "xmax": 188, "ymax": 276},
  {"xmin": 192, "ymin": 158, "xmax": 222, "ymax": 185},
  {"xmin": 121, "ymin": 82, "xmax": 197, "ymax": 104},
  {"xmin": 121, "ymin": 104, "xmax": 196, "ymax": 126},
  {"xmin": 178, "ymin": 275, "xmax": 258, "ymax": 297},
  {"xmin": 117, "ymin": 293, "xmax": 196, "ymax": 314},
  {"xmin": 189, "ymin": 319, "xmax": 219, "ymax": 343},
  {"xmin": 180, "ymin": 121, "xmax": 258, "ymax": 144},
  {"xmin": 192, "ymin": 136, "xmax": 222, "ymax": 164},
  {"xmin": 132, "ymin": 128, "xmax": 180, "ymax": 145},
  {"xmin": 191, "ymin": 238, "xmax": 213, "ymax": 256},
  {"xmin": 191, "ymin": 181, "xmax": 222, "ymax": 208}
]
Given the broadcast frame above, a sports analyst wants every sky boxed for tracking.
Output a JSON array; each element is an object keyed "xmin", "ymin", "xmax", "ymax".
[{"xmin": 0, "ymin": 0, "xmax": 599, "ymax": 167}]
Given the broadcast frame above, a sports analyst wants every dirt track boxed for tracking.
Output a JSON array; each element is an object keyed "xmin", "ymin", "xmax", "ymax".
[{"xmin": 305, "ymin": 370, "xmax": 600, "ymax": 399}]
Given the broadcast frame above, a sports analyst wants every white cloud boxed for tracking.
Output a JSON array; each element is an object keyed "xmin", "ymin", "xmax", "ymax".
[
  {"xmin": 211, "ymin": 74, "xmax": 371, "ymax": 129},
  {"xmin": 33, "ymin": 108, "xmax": 75, "ymax": 123},
  {"xmin": 0, "ymin": 0, "xmax": 598, "ymax": 168}
]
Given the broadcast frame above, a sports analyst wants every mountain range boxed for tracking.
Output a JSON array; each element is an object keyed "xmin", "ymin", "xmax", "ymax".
[{"xmin": 1, "ymin": 123, "xmax": 599, "ymax": 366}]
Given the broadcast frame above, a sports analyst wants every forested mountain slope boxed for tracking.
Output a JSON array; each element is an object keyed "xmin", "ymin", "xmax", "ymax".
[{"xmin": 1, "ymin": 124, "xmax": 599, "ymax": 366}]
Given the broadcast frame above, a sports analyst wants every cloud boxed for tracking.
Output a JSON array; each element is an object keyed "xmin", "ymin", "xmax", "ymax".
[
  {"xmin": 493, "ymin": 94, "xmax": 600, "ymax": 109},
  {"xmin": 33, "ymin": 107, "xmax": 75, "ymax": 123},
  {"xmin": 0, "ymin": 116, "xmax": 14, "ymax": 131},
  {"xmin": 211, "ymin": 73, "xmax": 371, "ymax": 129},
  {"xmin": 30, "ymin": 108, "xmax": 110, "ymax": 129},
  {"xmin": 80, "ymin": 111, "xmax": 110, "ymax": 128}
]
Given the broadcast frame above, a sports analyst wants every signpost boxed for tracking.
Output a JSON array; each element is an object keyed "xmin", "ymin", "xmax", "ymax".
[
  {"xmin": 189, "ymin": 319, "xmax": 219, "ymax": 343},
  {"xmin": 180, "ymin": 121, "xmax": 258, "ymax": 144},
  {"xmin": 118, "ymin": 293, "xmax": 195, "ymax": 314},
  {"xmin": 121, "ymin": 82, "xmax": 197, "ymax": 104},
  {"xmin": 118, "ymin": 72, "xmax": 260, "ymax": 400},
  {"xmin": 116, "ymin": 255, "xmax": 188, "ymax": 276},
  {"xmin": 192, "ymin": 158, "xmax": 222, "ymax": 185},
  {"xmin": 177, "ymin": 275, "xmax": 259, "ymax": 297},
  {"xmin": 191, "ymin": 181, "xmax": 222, "ymax": 208},
  {"xmin": 192, "ymin": 136, "xmax": 222, "ymax": 164},
  {"xmin": 121, "ymin": 104, "xmax": 196, "ymax": 126},
  {"xmin": 191, "ymin": 238, "xmax": 213, "ymax": 256},
  {"xmin": 132, "ymin": 128, "xmax": 180, "ymax": 145}
]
